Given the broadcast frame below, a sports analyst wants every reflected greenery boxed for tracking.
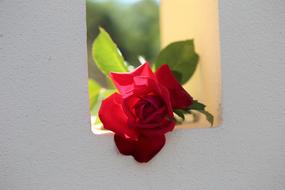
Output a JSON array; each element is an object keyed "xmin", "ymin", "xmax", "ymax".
[{"xmin": 86, "ymin": 0, "xmax": 160, "ymax": 87}]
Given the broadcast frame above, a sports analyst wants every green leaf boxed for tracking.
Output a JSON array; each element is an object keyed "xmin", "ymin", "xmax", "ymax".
[
  {"xmin": 174, "ymin": 109, "xmax": 185, "ymax": 121},
  {"xmin": 200, "ymin": 110, "xmax": 214, "ymax": 126},
  {"xmin": 189, "ymin": 100, "xmax": 206, "ymax": 110},
  {"xmin": 187, "ymin": 100, "xmax": 214, "ymax": 126},
  {"xmin": 154, "ymin": 40, "xmax": 199, "ymax": 84},
  {"xmin": 88, "ymin": 79, "xmax": 101, "ymax": 110},
  {"xmin": 92, "ymin": 28, "xmax": 128, "ymax": 77}
]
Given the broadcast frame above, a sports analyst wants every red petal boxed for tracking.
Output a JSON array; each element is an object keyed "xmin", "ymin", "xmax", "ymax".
[
  {"xmin": 110, "ymin": 63, "xmax": 155, "ymax": 97},
  {"xmin": 114, "ymin": 134, "xmax": 135, "ymax": 155},
  {"xmin": 133, "ymin": 135, "xmax": 166, "ymax": 163},
  {"xmin": 136, "ymin": 120, "xmax": 175, "ymax": 136},
  {"xmin": 114, "ymin": 134, "xmax": 166, "ymax": 163},
  {"xmin": 155, "ymin": 64, "xmax": 193, "ymax": 109},
  {"xmin": 99, "ymin": 93, "xmax": 138, "ymax": 139}
]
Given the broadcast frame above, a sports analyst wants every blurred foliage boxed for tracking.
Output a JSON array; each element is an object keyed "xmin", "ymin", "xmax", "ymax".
[{"xmin": 86, "ymin": 0, "xmax": 160, "ymax": 87}]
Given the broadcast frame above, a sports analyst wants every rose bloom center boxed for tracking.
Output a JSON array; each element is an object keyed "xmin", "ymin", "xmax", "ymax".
[{"xmin": 133, "ymin": 95, "xmax": 167, "ymax": 124}]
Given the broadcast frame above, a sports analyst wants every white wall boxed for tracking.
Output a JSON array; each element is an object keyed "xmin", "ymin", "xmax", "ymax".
[{"xmin": 1, "ymin": 0, "xmax": 285, "ymax": 189}]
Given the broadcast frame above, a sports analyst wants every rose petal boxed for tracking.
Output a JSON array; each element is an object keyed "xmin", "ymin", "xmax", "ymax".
[
  {"xmin": 159, "ymin": 85, "xmax": 174, "ymax": 117},
  {"xmin": 133, "ymin": 135, "xmax": 166, "ymax": 163},
  {"xmin": 155, "ymin": 64, "xmax": 193, "ymax": 109},
  {"xmin": 137, "ymin": 120, "xmax": 175, "ymax": 136},
  {"xmin": 99, "ymin": 93, "xmax": 138, "ymax": 140},
  {"xmin": 114, "ymin": 134, "xmax": 135, "ymax": 155},
  {"xmin": 141, "ymin": 95, "xmax": 164, "ymax": 109},
  {"xmin": 142, "ymin": 107, "xmax": 167, "ymax": 124},
  {"xmin": 114, "ymin": 134, "xmax": 166, "ymax": 163},
  {"xmin": 110, "ymin": 63, "xmax": 155, "ymax": 97}
]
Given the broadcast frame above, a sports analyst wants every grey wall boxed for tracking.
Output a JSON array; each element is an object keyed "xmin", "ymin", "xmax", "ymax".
[{"xmin": 1, "ymin": 0, "xmax": 285, "ymax": 189}]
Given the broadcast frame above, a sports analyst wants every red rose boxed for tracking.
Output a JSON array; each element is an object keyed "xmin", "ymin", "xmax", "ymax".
[{"xmin": 99, "ymin": 63, "xmax": 193, "ymax": 162}]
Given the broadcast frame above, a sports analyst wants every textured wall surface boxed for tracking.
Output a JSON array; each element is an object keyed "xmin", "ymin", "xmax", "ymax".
[{"xmin": 1, "ymin": 0, "xmax": 285, "ymax": 189}]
